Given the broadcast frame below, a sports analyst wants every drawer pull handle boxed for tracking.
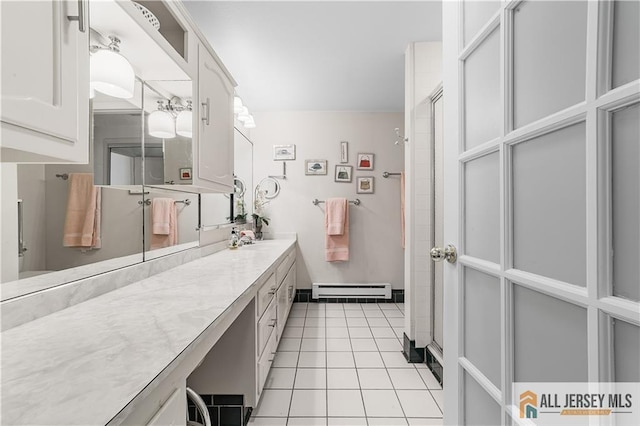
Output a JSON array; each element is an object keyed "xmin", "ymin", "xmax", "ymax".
[
  {"xmin": 268, "ymin": 287, "xmax": 277, "ymax": 295},
  {"xmin": 268, "ymin": 319, "xmax": 277, "ymax": 327}
]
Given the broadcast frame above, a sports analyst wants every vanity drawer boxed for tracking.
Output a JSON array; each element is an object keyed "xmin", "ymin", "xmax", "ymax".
[
  {"xmin": 257, "ymin": 325, "xmax": 278, "ymax": 398},
  {"xmin": 257, "ymin": 273, "xmax": 277, "ymax": 319},
  {"xmin": 257, "ymin": 299, "xmax": 277, "ymax": 359},
  {"xmin": 276, "ymin": 249, "xmax": 295, "ymax": 287}
]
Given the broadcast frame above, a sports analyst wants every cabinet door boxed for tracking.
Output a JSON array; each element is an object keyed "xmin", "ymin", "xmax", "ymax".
[
  {"xmin": 1, "ymin": 0, "xmax": 89, "ymax": 163},
  {"xmin": 276, "ymin": 266, "xmax": 292, "ymax": 340},
  {"xmin": 197, "ymin": 44, "xmax": 234, "ymax": 190}
]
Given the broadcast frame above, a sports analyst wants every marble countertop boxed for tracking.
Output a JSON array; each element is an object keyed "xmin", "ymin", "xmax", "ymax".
[{"xmin": 1, "ymin": 239, "xmax": 296, "ymax": 425}]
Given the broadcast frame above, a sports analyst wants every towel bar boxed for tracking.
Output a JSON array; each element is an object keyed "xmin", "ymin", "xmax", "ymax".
[
  {"xmin": 138, "ymin": 199, "xmax": 191, "ymax": 206},
  {"xmin": 312, "ymin": 198, "xmax": 360, "ymax": 206},
  {"xmin": 382, "ymin": 172, "xmax": 402, "ymax": 178}
]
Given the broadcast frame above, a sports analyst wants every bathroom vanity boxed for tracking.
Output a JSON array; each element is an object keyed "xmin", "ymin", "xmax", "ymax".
[{"xmin": 1, "ymin": 239, "xmax": 297, "ymax": 425}]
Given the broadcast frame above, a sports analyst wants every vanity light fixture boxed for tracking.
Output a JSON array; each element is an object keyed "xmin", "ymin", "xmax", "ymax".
[
  {"xmin": 148, "ymin": 101, "xmax": 176, "ymax": 139},
  {"xmin": 176, "ymin": 101, "xmax": 193, "ymax": 138},
  {"xmin": 90, "ymin": 36, "xmax": 135, "ymax": 99},
  {"xmin": 233, "ymin": 96, "xmax": 244, "ymax": 114},
  {"xmin": 148, "ymin": 99, "xmax": 193, "ymax": 139},
  {"xmin": 243, "ymin": 115, "xmax": 256, "ymax": 128},
  {"xmin": 237, "ymin": 106, "xmax": 250, "ymax": 122}
]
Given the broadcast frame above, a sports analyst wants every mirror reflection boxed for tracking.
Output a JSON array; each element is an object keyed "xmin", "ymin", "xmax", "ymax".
[
  {"xmin": 144, "ymin": 187, "xmax": 199, "ymax": 260},
  {"xmin": 143, "ymin": 80, "xmax": 193, "ymax": 187},
  {"xmin": 93, "ymin": 79, "xmax": 145, "ymax": 187},
  {"xmin": 0, "ymin": 79, "xmax": 148, "ymax": 299},
  {"xmin": 233, "ymin": 128, "xmax": 254, "ymax": 224}
]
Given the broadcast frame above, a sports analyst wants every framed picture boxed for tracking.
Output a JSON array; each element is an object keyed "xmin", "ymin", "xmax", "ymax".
[
  {"xmin": 334, "ymin": 165, "xmax": 352, "ymax": 182},
  {"xmin": 305, "ymin": 159, "xmax": 328, "ymax": 175},
  {"xmin": 273, "ymin": 144, "xmax": 296, "ymax": 161},
  {"xmin": 340, "ymin": 141, "xmax": 348, "ymax": 163},
  {"xmin": 179, "ymin": 167, "xmax": 192, "ymax": 180},
  {"xmin": 357, "ymin": 153, "xmax": 374, "ymax": 170},
  {"xmin": 356, "ymin": 176, "xmax": 374, "ymax": 194}
]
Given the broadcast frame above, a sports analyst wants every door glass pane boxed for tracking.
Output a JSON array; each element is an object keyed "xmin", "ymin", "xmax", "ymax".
[
  {"xmin": 463, "ymin": 1, "xmax": 501, "ymax": 46},
  {"xmin": 614, "ymin": 319, "xmax": 640, "ymax": 382},
  {"xmin": 513, "ymin": 285, "xmax": 588, "ymax": 382},
  {"xmin": 464, "ymin": 28, "xmax": 500, "ymax": 150},
  {"xmin": 465, "ymin": 152, "xmax": 500, "ymax": 263},
  {"xmin": 464, "ymin": 371, "xmax": 501, "ymax": 426},
  {"xmin": 611, "ymin": 103, "xmax": 640, "ymax": 302},
  {"xmin": 612, "ymin": 0, "xmax": 640, "ymax": 89},
  {"xmin": 464, "ymin": 267, "xmax": 501, "ymax": 388},
  {"xmin": 513, "ymin": 1, "xmax": 587, "ymax": 128},
  {"xmin": 512, "ymin": 122, "xmax": 586, "ymax": 286}
]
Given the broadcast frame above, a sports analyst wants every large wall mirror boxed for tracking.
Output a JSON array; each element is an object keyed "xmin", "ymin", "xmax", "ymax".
[{"xmin": 0, "ymin": 80, "xmax": 147, "ymax": 300}]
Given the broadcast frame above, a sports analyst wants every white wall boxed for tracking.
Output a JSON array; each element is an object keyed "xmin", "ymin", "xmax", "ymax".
[
  {"xmin": 1, "ymin": 164, "xmax": 19, "ymax": 282},
  {"xmin": 251, "ymin": 111, "xmax": 404, "ymax": 289},
  {"xmin": 404, "ymin": 42, "xmax": 442, "ymax": 348}
]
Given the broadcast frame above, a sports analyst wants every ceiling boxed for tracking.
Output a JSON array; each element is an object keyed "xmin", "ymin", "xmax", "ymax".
[{"xmin": 182, "ymin": 1, "xmax": 442, "ymax": 112}]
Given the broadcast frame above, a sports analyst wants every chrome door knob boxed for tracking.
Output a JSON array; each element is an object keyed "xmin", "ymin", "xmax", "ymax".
[{"xmin": 430, "ymin": 245, "xmax": 457, "ymax": 264}]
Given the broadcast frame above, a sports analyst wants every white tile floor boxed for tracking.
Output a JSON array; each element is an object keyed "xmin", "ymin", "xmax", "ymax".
[{"xmin": 250, "ymin": 303, "xmax": 443, "ymax": 426}]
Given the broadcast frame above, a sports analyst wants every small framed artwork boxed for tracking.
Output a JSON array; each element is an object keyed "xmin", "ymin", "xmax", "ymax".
[
  {"xmin": 273, "ymin": 144, "xmax": 296, "ymax": 161},
  {"xmin": 334, "ymin": 165, "xmax": 353, "ymax": 182},
  {"xmin": 179, "ymin": 167, "xmax": 192, "ymax": 180},
  {"xmin": 340, "ymin": 141, "xmax": 348, "ymax": 163},
  {"xmin": 356, "ymin": 176, "xmax": 374, "ymax": 194},
  {"xmin": 305, "ymin": 159, "xmax": 328, "ymax": 175},
  {"xmin": 357, "ymin": 153, "xmax": 374, "ymax": 170}
]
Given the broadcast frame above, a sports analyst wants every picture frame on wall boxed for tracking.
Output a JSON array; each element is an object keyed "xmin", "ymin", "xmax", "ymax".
[
  {"xmin": 340, "ymin": 141, "xmax": 348, "ymax": 163},
  {"xmin": 334, "ymin": 165, "xmax": 353, "ymax": 182},
  {"xmin": 356, "ymin": 176, "xmax": 374, "ymax": 194},
  {"xmin": 179, "ymin": 167, "xmax": 192, "ymax": 180},
  {"xmin": 305, "ymin": 159, "xmax": 328, "ymax": 175},
  {"xmin": 273, "ymin": 144, "xmax": 296, "ymax": 161},
  {"xmin": 357, "ymin": 153, "xmax": 374, "ymax": 170}
]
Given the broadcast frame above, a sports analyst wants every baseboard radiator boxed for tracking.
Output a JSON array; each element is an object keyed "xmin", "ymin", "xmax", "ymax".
[{"xmin": 312, "ymin": 283, "xmax": 392, "ymax": 300}]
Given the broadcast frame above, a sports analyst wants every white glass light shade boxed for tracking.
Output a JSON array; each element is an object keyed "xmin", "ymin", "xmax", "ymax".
[
  {"xmin": 238, "ymin": 106, "xmax": 250, "ymax": 122},
  {"xmin": 90, "ymin": 49, "xmax": 135, "ymax": 99},
  {"xmin": 148, "ymin": 110, "xmax": 175, "ymax": 138},
  {"xmin": 233, "ymin": 96, "xmax": 243, "ymax": 114},
  {"xmin": 176, "ymin": 110, "xmax": 193, "ymax": 138},
  {"xmin": 243, "ymin": 115, "xmax": 256, "ymax": 128}
]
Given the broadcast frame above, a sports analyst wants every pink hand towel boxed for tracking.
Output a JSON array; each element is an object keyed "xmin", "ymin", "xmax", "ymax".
[
  {"xmin": 325, "ymin": 198, "xmax": 349, "ymax": 262},
  {"xmin": 150, "ymin": 198, "xmax": 178, "ymax": 249},
  {"xmin": 63, "ymin": 173, "xmax": 102, "ymax": 249}
]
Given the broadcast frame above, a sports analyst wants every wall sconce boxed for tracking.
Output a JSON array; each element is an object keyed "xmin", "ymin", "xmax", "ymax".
[
  {"xmin": 90, "ymin": 36, "xmax": 135, "ymax": 99},
  {"xmin": 148, "ymin": 98, "xmax": 192, "ymax": 139}
]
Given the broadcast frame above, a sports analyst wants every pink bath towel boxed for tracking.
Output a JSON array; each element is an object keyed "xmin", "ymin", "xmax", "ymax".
[
  {"xmin": 325, "ymin": 198, "xmax": 349, "ymax": 262},
  {"xmin": 63, "ymin": 173, "xmax": 102, "ymax": 249},
  {"xmin": 150, "ymin": 198, "xmax": 178, "ymax": 249}
]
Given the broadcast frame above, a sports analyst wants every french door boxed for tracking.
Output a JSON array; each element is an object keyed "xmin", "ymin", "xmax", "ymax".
[{"xmin": 442, "ymin": 1, "xmax": 639, "ymax": 425}]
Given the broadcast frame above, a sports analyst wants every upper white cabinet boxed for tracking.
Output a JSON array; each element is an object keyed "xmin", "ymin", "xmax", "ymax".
[
  {"xmin": 1, "ymin": 0, "xmax": 89, "ymax": 163},
  {"xmin": 196, "ymin": 44, "xmax": 235, "ymax": 191}
]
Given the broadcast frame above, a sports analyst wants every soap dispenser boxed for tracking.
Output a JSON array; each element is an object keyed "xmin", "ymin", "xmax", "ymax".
[{"xmin": 228, "ymin": 227, "xmax": 239, "ymax": 249}]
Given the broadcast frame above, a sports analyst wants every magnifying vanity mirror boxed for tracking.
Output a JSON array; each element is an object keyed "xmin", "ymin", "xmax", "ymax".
[{"xmin": 256, "ymin": 177, "xmax": 281, "ymax": 199}]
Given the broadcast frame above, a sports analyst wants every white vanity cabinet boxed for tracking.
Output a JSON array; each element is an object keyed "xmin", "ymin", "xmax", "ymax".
[
  {"xmin": 195, "ymin": 44, "xmax": 235, "ymax": 192},
  {"xmin": 256, "ymin": 248, "xmax": 297, "ymax": 398},
  {"xmin": 1, "ymin": 0, "xmax": 89, "ymax": 163}
]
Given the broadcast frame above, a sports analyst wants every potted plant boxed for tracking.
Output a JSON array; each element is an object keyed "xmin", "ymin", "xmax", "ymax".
[
  {"xmin": 253, "ymin": 188, "xmax": 270, "ymax": 238},
  {"xmin": 234, "ymin": 197, "xmax": 247, "ymax": 224}
]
